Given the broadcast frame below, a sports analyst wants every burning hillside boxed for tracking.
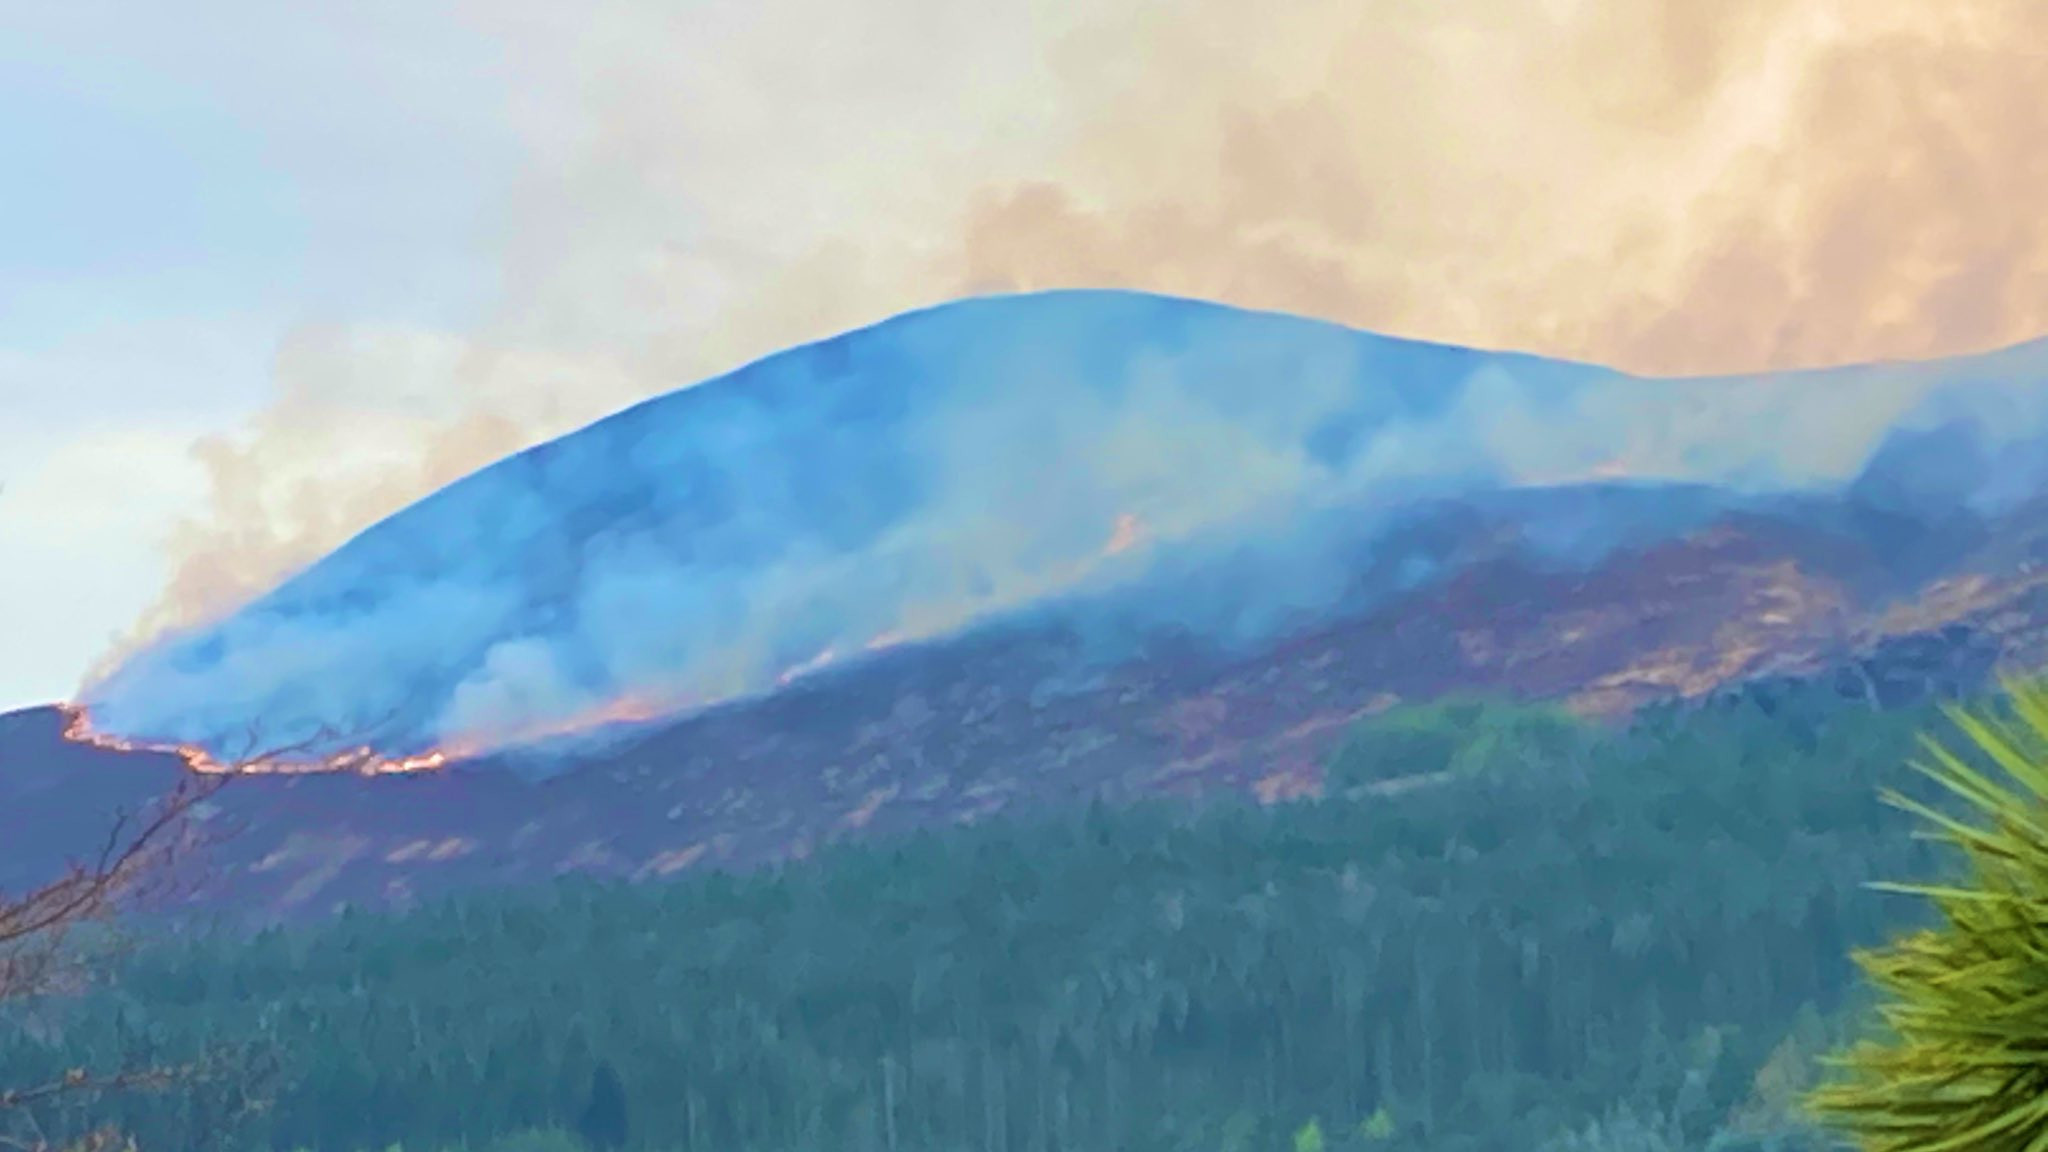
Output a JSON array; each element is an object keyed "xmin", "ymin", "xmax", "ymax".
[
  {"xmin": 69, "ymin": 290, "xmax": 2048, "ymax": 773},
  {"xmin": 57, "ymin": 704, "xmax": 452, "ymax": 776},
  {"xmin": 14, "ymin": 486, "xmax": 2048, "ymax": 919}
]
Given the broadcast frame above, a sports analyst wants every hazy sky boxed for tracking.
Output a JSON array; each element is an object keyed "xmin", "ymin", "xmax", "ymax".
[{"xmin": 5, "ymin": 0, "xmax": 2046, "ymax": 712}]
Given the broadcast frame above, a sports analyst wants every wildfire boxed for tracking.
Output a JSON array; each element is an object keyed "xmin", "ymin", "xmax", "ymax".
[
  {"xmin": 776, "ymin": 646, "xmax": 841, "ymax": 686},
  {"xmin": 61, "ymin": 519, "xmax": 1166, "ymax": 780},
  {"xmin": 434, "ymin": 691, "xmax": 682, "ymax": 758},
  {"xmin": 58, "ymin": 704, "xmax": 451, "ymax": 776},
  {"xmin": 1104, "ymin": 512, "xmax": 1146, "ymax": 557}
]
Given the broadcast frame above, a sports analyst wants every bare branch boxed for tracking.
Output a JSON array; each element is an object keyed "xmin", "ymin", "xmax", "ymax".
[
  {"xmin": 0, "ymin": 1065, "xmax": 190, "ymax": 1112},
  {"xmin": 0, "ymin": 773, "xmax": 226, "ymax": 1004},
  {"xmin": 0, "ymin": 1047, "xmax": 278, "ymax": 1152},
  {"xmin": 0, "ymin": 724, "xmax": 335, "ymax": 1150}
]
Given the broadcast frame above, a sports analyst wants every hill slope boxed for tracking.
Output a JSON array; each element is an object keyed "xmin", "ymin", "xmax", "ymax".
[
  {"xmin": 9, "ymin": 483, "xmax": 2047, "ymax": 918},
  {"xmin": 74, "ymin": 290, "xmax": 2048, "ymax": 770},
  {"xmin": 12, "ymin": 291, "xmax": 2048, "ymax": 917}
]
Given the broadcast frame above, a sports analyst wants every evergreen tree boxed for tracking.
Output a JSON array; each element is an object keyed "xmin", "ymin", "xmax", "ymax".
[
  {"xmin": 575, "ymin": 1061, "xmax": 628, "ymax": 1151},
  {"xmin": 0, "ymin": 684, "xmax": 1966, "ymax": 1152}
]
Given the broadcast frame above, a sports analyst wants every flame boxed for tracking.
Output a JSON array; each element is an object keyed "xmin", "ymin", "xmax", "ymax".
[
  {"xmin": 1104, "ymin": 512, "xmax": 1146, "ymax": 557},
  {"xmin": 435, "ymin": 691, "xmax": 683, "ymax": 758},
  {"xmin": 776, "ymin": 646, "xmax": 842, "ymax": 686},
  {"xmin": 58, "ymin": 704, "xmax": 451, "ymax": 777},
  {"xmin": 64, "ymin": 524, "xmax": 1161, "ymax": 776},
  {"xmin": 62, "ymin": 643, "xmax": 886, "ymax": 778}
]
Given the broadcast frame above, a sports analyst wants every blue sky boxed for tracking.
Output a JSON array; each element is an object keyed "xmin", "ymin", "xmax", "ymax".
[
  {"xmin": 0, "ymin": 0, "xmax": 1113, "ymax": 713},
  {"xmin": 0, "ymin": 3, "xmax": 513, "ymax": 708}
]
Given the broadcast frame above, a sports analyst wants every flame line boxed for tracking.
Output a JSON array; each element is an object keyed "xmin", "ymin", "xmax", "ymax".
[
  {"xmin": 58, "ymin": 705, "xmax": 452, "ymax": 777},
  {"xmin": 60, "ymin": 521, "xmax": 1150, "ymax": 777}
]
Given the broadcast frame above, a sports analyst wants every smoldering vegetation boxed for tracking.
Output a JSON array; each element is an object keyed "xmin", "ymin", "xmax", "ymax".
[{"xmin": 78, "ymin": 290, "xmax": 2048, "ymax": 763}]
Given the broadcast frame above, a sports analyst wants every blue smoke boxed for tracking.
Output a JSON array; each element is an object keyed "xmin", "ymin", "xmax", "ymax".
[{"xmin": 79, "ymin": 290, "xmax": 2048, "ymax": 763}]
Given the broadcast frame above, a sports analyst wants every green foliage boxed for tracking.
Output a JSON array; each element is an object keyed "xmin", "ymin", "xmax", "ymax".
[
  {"xmin": 1326, "ymin": 695, "xmax": 1594, "ymax": 791},
  {"xmin": 575, "ymin": 1064, "xmax": 627, "ymax": 1151},
  {"xmin": 0, "ymin": 682, "xmax": 1956, "ymax": 1152},
  {"xmin": 1219, "ymin": 1109, "xmax": 1260, "ymax": 1152},
  {"xmin": 1539, "ymin": 1102, "xmax": 1686, "ymax": 1152},
  {"xmin": 1294, "ymin": 1116, "xmax": 1327, "ymax": 1152},
  {"xmin": 484, "ymin": 1131, "xmax": 590, "ymax": 1152},
  {"xmin": 1808, "ymin": 680, "xmax": 2048, "ymax": 1151},
  {"xmin": 1721, "ymin": 1003, "xmax": 1837, "ymax": 1147}
]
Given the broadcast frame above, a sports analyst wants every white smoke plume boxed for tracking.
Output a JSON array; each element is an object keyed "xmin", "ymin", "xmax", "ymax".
[
  {"xmin": 77, "ymin": 288, "xmax": 2048, "ymax": 763},
  {"xmin": 107, "ymin": 0, "xmax": 2048, "ymax": 671}
]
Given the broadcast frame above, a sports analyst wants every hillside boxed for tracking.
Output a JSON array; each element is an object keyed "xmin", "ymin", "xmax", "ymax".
[
  {"xmin": 72, "ymin": 290, "xmax": 2048, "ymax": 772},
  {"xmin": 0, "ymin": 677, "xmax": 1968, "ymax": 1152},
  {"xmin": 12, "ymin": 291, "xmax": 2048, "ymax": 917},
  {"xmin": 6, "ymin": 480, "xmax": 2045, "ymax": 919}
]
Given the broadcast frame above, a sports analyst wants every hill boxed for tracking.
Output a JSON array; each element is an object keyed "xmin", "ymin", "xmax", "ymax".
[
  {"xmin": 0, "ymin": 677, "xmax": 1971, "ymax": 1152},
  {"xmin": 6, "ymin": 482, "xmax": 2045, "ymax": 918},
  {"xmin": 10, "ymin": 290, "xmax": 2048, "ymax": 917},
  {"xmin": 72, "ymin": 290, "xmax": 2048, "ymax": 769}
]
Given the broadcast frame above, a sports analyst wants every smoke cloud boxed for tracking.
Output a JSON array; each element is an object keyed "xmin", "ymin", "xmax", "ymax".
[
  {"xmin": 113, "ymin": 0, "xmax": 2048, "ymax": 669},
  {"xmin": 79, "ymin": 290, "xmax": 2048, "ymax": 763}
]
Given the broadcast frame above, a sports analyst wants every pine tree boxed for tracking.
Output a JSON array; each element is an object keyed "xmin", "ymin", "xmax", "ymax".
[{"xmin": 575, "ymin": 1062, "xmax": 629, "ymax": 1151}]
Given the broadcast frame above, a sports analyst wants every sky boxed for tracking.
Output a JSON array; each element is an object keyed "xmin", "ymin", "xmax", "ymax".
[{"xmin": 4, "ymin": 0, "xmax": 2047, "ymax": 712}]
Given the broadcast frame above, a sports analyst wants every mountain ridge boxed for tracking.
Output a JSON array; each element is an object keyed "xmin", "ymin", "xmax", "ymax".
[
  {"xmin": 14, "ymin": 290, "xmax": 2048, "ymax": 919},
  {"xmin": 11, "ymin": 480, "xmax": 2048, "ymax": 920},
  {"xmin": 73, "ymin": 290, "xmax": 2048, "ymax": 771}
]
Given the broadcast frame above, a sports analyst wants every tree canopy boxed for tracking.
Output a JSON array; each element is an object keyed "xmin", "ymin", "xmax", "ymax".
[{"xmin": 0, "ymin": 681, "xmax": 1978, "ymax": 1151}]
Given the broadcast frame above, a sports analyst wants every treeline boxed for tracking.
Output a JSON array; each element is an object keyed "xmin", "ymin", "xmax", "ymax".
[{"xmin": 0, "ymin": 683, "xmax": 1975, "ymax": 1152}]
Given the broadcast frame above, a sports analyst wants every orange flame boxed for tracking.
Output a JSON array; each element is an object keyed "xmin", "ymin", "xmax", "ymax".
[
  {"xmin": 776, "ymin": 645, "xmax": 841, "ymax": 686},
  {"xmin": 865, "ymin": 629, "xmax": 908, "ymax": 652},
  {"xmin": 1104, "ymin": 512, "xmax": 1146, "ymax": 557},
  {"xmin": 58, "ymin": 704, "xmax": 451, "ymax": 776},
  {"xmin": 431, "ymin": 691, "xmax": 685, "ymax": 760},
  {"xmin": 60, "ymin": 542, "xmax": 1161, "ymax": 778}
]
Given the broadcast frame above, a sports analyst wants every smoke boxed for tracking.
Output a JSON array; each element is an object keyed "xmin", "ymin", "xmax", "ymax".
[
  {"xmin": 113, "ymin": 0, "xmax": 2048, "ymax": 669},
  {"xmin": 958, "ymin": 0, "xmax": 2048, "ymax": 371},
  {"xmin": 79, "ymin": 290, "xmax": 2048, "ymax": 762}
]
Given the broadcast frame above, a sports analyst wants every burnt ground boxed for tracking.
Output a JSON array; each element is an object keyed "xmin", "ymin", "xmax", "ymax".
[{"xmin": 6, "ymin": 496, "xmax": 2048, "ymax": 922}]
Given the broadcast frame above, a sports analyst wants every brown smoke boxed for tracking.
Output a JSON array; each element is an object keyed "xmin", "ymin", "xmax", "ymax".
[
  {"xmin": 111, "ymin": 0, "xmax": 2048, "ymax": 671},
  {"xmin": 956, "ymin": 0, "xmax": 2048, "ymax": 374}
]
